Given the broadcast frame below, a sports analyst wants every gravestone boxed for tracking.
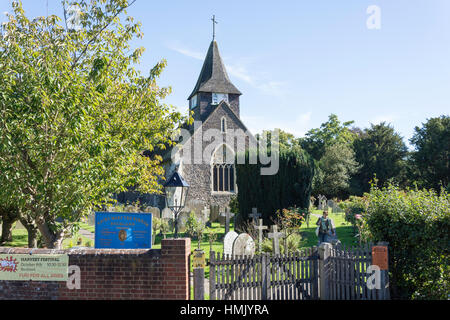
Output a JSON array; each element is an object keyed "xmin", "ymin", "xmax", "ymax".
[
  {"xmin": 254, "ymin": 219, "xmax": 268, "ymax": 253},
  {"xmin": 176, "ymin": 211, "xmax": 190, "ymax": 233},
  {"xmin": 219, "ymin": 208, "xmax": 234, "ymax": 234},
  {"xmin": 318, "ymin": 195, "xmax": 327, "ymax": 210},
  {"xmin": 268, "ymin": 225, "xmax": 285, "ymax": 255},
  {"xmin": 210, "ymin": 205, "xmax": 220, "ymax": 223},
  {"xmin": 249, "ymin": 208, "xmax": 262, "ymax": 225},
  {"xmin": 144, "ymin": 206, "xmax": 161, "ymax": 219},
  {"xmin": 161, "ymin": 208, "xmax": 173, "ymax": 220},
  {"xmin": 124, "ymin": 205, "xmax": 138, "ymax": 213},
  {"xmin": 201, "ymin": 206, "xmax": 210, "ymax": 224},
  {"xmin": 223, "ymin": 231, "xmax": 239, "ymax": 257},
  {"xmin": 232, "ymin": 233, "xmax": 256, "ymax": 257},
  {"xmin": 327, "ymin": 200, "xmax": 334, "ymax": 211}
]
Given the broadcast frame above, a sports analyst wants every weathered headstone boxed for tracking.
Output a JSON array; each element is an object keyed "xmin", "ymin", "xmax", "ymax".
[
  {"xmin": 176, "ymin": 211, "xmax": 190, "ymax": 233},
  {"xmin": 124, "ymin": 205, "xmax": 137, "ymax": 213},
  {"xmin": 254, "ymin": 219, "xmax": 268, "ymax": 253},
  {"xmin": 327, "ymin": 200, "xmax": 334, "ymax": 211},
  {"xmin": 268, "ymin": 225, "xmax": 285, "ymax": 255},
  {"xmin": 144, "ymin": 206, "xmax": 161, "ymax": 219},
  {"xmin": 219, "ymin": 208, "xmax": 234, "ymax": 235},
  {"xmin": 210, "ymin": 205, "xmax": 220, "ymax": 223},
  {"xmin": 249, "ymin": 208, "xmax": 262, "ymax": 225},
  {"xmin": 161, "ymin": 208, "xmax": 173, "ymax": 220},
  {"xmin": 232, "ymin": 233, "xmax": 256, "ymax": 257},
  {"xmin": 201, "ymin": 206, "xmax": 210, "ymax": 223},
  {"xmin": 223, "ymin": 231, "xmax": 239, "ymax": 257},
  {"xmin": 318, "ymin": 195, "xmax": 327, "ymax": 210}
]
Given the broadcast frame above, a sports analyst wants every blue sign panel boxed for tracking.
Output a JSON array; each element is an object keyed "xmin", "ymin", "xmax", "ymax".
[{"xmin": 95, "ymin": 212, "xmax": 152, "ymax": 249}]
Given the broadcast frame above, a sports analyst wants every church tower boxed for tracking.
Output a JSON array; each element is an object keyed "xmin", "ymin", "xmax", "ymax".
[{"xmin": 188, "ymin": 40, "xmax": 242, "ymax": 122}]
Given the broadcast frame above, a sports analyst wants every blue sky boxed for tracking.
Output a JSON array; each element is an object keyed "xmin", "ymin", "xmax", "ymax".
[{"xmin": 2, "ymin": 0, "xmax": 449, "ymax": 148}]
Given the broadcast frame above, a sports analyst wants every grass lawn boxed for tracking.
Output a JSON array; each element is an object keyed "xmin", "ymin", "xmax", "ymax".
[
  {"xmin": 1, "ymin": 224, "xmax": 94, "ymax": 249},
  {"xmin": 299, "ymin": 210, "xmax": 357, "ymax": 248},
  {"xmin": 0, "ymin": 227, "xmax": 29, "ymax": 248},
  {"xmin": 3, "ymin": 210, "xmax": 358, "ymax": 276}
]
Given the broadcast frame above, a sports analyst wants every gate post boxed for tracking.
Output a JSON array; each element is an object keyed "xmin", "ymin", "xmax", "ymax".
[
  {"xmin": 261, "ymin": 254, "xmax": 268, "ymax": 300},
  {"xmin": 377, "ymin": 241, "xmax": 390, "ymax": 300},
  {"xmin": 194, "ymin": 268, "xmax": 205, "ymax": 300},
  {"xmin": 318, "ymin": 242, "xmax": 332, "ymax": 300},
  {"xmin": 209, "ymin": 251, "xmax": 216, "ymax": 300}
]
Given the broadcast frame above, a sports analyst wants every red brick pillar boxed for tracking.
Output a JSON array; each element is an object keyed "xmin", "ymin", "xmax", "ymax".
[{"xmin": 161, "ymin": 238, "xmax": 191, "ymax": 300}]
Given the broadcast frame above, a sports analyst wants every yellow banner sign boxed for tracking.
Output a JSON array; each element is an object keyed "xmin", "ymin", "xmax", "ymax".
[
  {"xmin": 0, "ymin": 254, "xmax": 69, "ymax": 282},
  {"xmin": 192, "ymin": 250, "xmax": 205, "ymax": 269}
]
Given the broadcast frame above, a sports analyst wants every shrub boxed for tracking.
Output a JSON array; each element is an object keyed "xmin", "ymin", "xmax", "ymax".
[
  {"xmin": 339, "ymin": 196, "xmax": 368, "ymax": 227},
  {"xmin": 235, "ymin": 148, "xmax": 315, "ymax": 228},
  {"xmin": 261, "ymin": 233, "xmax": 302, "ymax": 254},
  {"xmin": 185, "ymin": 211, "xmax": 199, "ymax": 239},
  {"xmin": 362, "ymin": 184, "xmax": 450, "ymax": 300}
]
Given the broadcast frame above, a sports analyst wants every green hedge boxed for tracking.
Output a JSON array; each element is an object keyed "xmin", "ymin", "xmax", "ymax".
[
  {"xmin": 362, "ymin": 185, "xmax": 450, "ymax": 300},
  {"xmin": 235, "ymin": 148, "xmax": 315, "ymax": 227}
]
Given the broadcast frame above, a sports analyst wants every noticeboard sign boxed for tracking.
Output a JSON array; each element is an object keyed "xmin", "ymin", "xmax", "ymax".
[
  {"xmin": 95, "ymin": 212, "xmax": 152, "ymax": 249},
  {"xmin": 372, "ymin": 246, "xmax": 388, "ymax": 270},
  {"xmin": 0, "ymin": 254, "xmax": 68, "ymax": 281},
  {"xmin": 192, "ymin": 250, "xmax": 205, "ymax": 269}
]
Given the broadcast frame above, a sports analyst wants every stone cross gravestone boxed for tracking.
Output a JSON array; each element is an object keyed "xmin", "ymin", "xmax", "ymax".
[
  {"xmin": 219, "ymin": 207, "xmax": 234, "ymax": 235},
  {"xmin": 223, "ymin": 231, "xmax": 239, "ymax": 257},
  {"xmin": 254, "ymin": 219, "xmax": 268, "ymax": 253},
  {"xmin": 318, "ymin": 195, "xmax": 327, "ymax": 210},
  {"xmin": 232, "ymin": 233, "xmax": 256, "ymax": 257},
  {"xmin": 268, "ymin": 225, "xmax": 285, "ymax": 255},
  {"xmin": 249, "ymin": 208, "xmax": 262, "ymax": 225}
]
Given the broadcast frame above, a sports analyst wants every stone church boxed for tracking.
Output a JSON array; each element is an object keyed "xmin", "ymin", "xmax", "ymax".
[{"xmin": 118, "ymin": 39, "xmax": 256, "ymax": 212}]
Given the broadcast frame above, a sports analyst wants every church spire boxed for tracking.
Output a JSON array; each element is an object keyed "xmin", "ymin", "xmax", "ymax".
[{"xmin": 188, "ymin": 40, "xmax": 241, "ymax": 100}]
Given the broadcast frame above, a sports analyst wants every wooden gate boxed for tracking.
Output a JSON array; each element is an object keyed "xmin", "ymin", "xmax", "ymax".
[
  {"xmin": 327, "ymin": 243, "xmax": 390, "ymax": 300},
  {"xmin": 207, "ymin": 242, "xmax": 390, "ymax": 300},
  {"xmin": 209, "ymin": 247, "xmax": 319, "ymax": 300}
]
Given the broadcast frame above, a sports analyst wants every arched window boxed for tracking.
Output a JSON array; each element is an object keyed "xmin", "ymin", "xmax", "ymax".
[{"xmin": 212, "ymin": 145, "xmax": 235, "ymax": 193}]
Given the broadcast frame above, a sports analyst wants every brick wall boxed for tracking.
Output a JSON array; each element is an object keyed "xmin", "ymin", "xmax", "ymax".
[{"xmin": 0, "ymin": 238, "xmax": 191, "ymax": 300}]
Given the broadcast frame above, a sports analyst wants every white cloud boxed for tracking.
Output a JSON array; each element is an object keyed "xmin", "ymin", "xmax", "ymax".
[
  {"xmin": 168, "ymin": 44, "xmax": 286, "ymax": 96},
  {"xmin": 168, "ymin": 45, "xmax": 204, "ymax": 61}
]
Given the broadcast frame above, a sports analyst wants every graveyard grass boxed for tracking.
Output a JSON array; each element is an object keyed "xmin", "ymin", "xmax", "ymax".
[
  {"xmin": 4, "ymin": 225, "xmax": 94, "ymax": 249},
  {"xmin": 5, "ymin": 210, "xmax": 355, "ymax": 261},
  {"xmin": 300, "ymin": 210, "xmax": 356, "ymax": 248}
]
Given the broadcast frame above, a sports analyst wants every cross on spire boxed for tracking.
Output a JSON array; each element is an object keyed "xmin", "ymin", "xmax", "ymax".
[{"xmin": 211, "ymin": 15, "xmax": 218, "ymax": 41}]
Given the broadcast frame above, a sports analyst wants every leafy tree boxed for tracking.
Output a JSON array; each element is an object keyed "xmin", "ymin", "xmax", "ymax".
[
  {"xmin": 410, "ymin": 116, "xmax": 450, "ymax": 192},
  {"xmin": 235, "ymin": 147, "xmax": 315, "ymax": 227},
  {"xmin": 0, "ymin": 1, "xmax": 186, "ymax": 248},
  {"xmin": 300, "ymin": 114, "xmax": 356, "ymax": 161},
  {"xmin": 351, "ymin": 123, "xmax": 408, "ymax": 195},
  {"xmin": 313, "ymin": 142, "xmax": 360, "ymax": 198}
]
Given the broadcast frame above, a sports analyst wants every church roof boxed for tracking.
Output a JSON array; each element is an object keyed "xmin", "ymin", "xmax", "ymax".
[
  {"xmin": 160, "ymin": 100, "xmax": 257, "ymax": 163},
  {"xmin": 188, "ymin": 41, "xmax": 242, "ymax": 100}
]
